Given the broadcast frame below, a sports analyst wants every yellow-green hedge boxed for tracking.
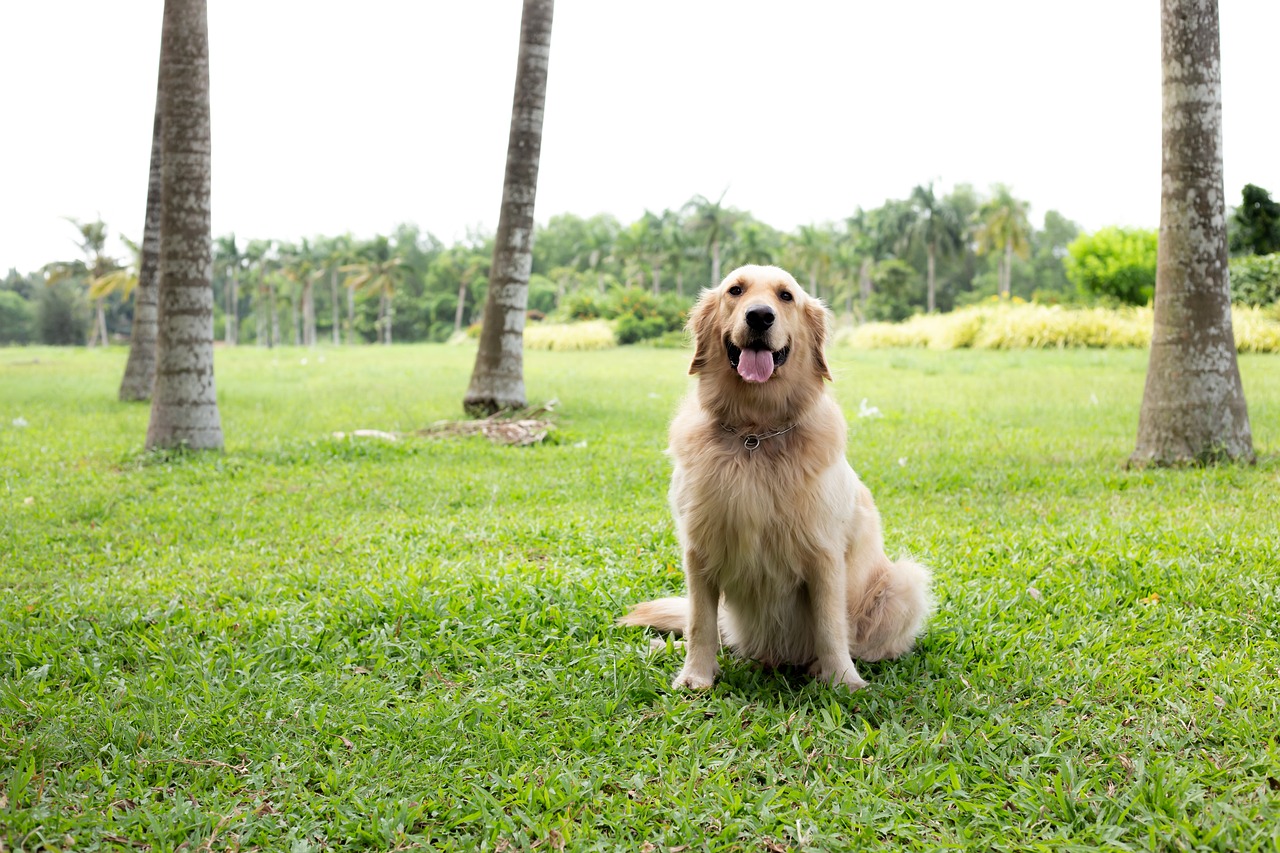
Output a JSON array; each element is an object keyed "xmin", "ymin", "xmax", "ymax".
[
  {"xmin": 523, "ymin": 320, "xmax": 617, "ymax": 351},
  {"xmin": 835, "ymin": 303, "xmax": 1280, "ymax": 353}
]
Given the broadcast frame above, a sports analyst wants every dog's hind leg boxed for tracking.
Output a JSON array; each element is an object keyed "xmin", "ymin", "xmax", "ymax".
[{"xmin": 848, "ymin": 557, "xmax": 932, "ymax": 663}]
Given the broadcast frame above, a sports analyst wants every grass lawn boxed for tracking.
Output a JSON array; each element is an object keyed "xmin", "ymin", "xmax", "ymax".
[{"xmin": 2, "ymin": 342, "xmax": 1278, "ymax": 852}]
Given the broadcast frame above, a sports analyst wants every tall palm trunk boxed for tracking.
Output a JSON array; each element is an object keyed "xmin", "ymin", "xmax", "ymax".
[
  {"xmin": 224, "ymin": 270, "xmax": 238, "ymax": 345},
  {"xmin": 330, "ymin": 267, "xmax": 340, "ymax": 345},
  {"xmin": 119, "ymin": 72, "xmax": 163, "ymax": 401},
  {"xmin": 91, "ymin": 300, "xmax": 108, "ymax": 346},
  {"xmin": 454, "ymin": 277, "xmax": 468, "ymax": 333},
  {"xmin": 925, "ymin": 244, "xmax": 937, "ymax": 313},
  {"xmin": 146, "ymin": 0, "xmax": 223, "ymax": 451},
  {"xmin": 302, "ymin": 278, "xmax": 315, "ymax": 346},
  {"xmin": 269, "ymin": 281, "xmax": 280, "ymax": 347},
  {"xmin": 255, "ymin": 282, "xmax": 268, "ymax": 347},
  {"xmin": 1002, "ymin": 238, "xmax": 1013, "ymax": 298},
  {"xmin": 464, "ymin": 0, "xmax": 554, "ymax": 416},
  {"xmin": 710, "ymin": 236, "xmax": 721, "ymax": 288},
  {"xmin": 346, "ymin": 286, "xmax": 356, "ymax": 344},
  {"xmin": 1131, "ymin": 0, "xmax": 1252, "ymax": 466}
]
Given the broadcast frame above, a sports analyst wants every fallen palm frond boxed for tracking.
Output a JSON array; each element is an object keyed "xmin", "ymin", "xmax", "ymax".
[{"xmin": 416, "ymin": 400, "xmax": 558, "ymax": 446}]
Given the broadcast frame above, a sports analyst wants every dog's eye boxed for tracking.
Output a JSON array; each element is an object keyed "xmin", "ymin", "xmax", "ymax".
[
  {"xmin": 779, "ymin": 291, "xmax": 793, "ymax": 302},
  {"xmin": 727, "ymin": 285, "xmax": 743, "ymax": 296}
]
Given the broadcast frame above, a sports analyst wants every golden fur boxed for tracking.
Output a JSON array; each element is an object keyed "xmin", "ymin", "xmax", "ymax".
[{"xmin": 620, "ymin": 265, "xmax": 932, "ymax": 691}]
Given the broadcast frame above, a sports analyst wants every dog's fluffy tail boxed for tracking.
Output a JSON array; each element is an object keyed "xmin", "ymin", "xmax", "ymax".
[{"xmin": 618, "ymin": 596, "xmax": 688, "ymax": 634}]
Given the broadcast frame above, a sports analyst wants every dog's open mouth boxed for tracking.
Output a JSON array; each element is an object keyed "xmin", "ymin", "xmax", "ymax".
[{"xmin": 726, "ymin": 339, "xmax": 789, "ymax": 383}]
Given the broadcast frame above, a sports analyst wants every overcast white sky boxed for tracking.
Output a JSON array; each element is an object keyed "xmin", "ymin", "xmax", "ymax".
[{"xmin": 2, "ymin": 1, "xmax": 1277, "ymax": 274}]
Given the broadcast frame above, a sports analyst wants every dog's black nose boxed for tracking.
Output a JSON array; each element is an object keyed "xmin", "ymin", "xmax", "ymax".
[{"xmin": 746, "ymin": 305, "xmax": 775, "ymax": 331}]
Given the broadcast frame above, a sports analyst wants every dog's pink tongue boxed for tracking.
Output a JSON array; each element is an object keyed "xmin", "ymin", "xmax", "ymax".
[{"xmin": 737, "ymin": 348, "xmax": 774, "ymax": 383}]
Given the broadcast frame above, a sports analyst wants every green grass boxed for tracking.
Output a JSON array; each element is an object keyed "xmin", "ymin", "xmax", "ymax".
[{"xmin": 2, "ymin": 343, "xmax": 1279, "ymax": 852}]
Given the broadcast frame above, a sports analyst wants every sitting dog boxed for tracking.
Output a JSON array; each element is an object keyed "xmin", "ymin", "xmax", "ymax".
[{"xmin": 621, "ymin": 265, "xmax": 932, "ymax": 691}]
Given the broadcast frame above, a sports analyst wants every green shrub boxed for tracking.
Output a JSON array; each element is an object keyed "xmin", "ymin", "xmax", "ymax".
[
  {"xmin": 556, "ymin": 286, "xmax": 690, "ymax": 344},
  {"xmin": 560, "ymin": 289, "xmax": 611, "ymax": 321},
  {"xmin": 0, "ymin": 291, "xmax": 36, "ymax": 344},
  {"xmin": 1064, "ymin": 227, "xmax": 1158, "ymax": 305},
  {"xmin": 615, "ymin": 313, "xmax": 667, "ymax": 344},
  {"xmin": 1229, "ymin": 253, "xmax": 1280, "ymax": 306}
]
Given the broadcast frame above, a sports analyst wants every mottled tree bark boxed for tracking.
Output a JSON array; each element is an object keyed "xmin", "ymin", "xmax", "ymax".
[
  {"xmin": 464, "ymin": 0, "xmax": 553, "ymax": 416},
  {"xmin": 120, "ymin": 77, "xmax": 163, "ymax": 401},
  {"xmin": 146, "ymin": 0, "xmax": 223, "ymax": 450},
  {"xmin": 1131, "ymin": 0, "xmax": 1252, "ymax": 466}
]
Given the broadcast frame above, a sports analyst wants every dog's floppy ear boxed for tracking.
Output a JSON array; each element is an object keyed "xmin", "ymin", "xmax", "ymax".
[
  {"xmin": 686, "ymin": 290, "xmax": 719, "ymax": 375},
  {"xmin": 804, "ymin": 298, "xmax": 833, "ymax": 381}
]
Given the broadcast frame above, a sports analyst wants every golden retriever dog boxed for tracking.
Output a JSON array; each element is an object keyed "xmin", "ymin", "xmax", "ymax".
[{"xmin": 620, "ymin": 265, "xmax": 931, "ymax": 691}]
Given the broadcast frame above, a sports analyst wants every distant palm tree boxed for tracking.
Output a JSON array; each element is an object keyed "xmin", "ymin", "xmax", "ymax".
[
  {"xmin": 44, "ymin": 218, "xmax": 118, "ymax": 347},
  {"xmin": 214, "ymin": 234, "xmax": 242, "ymax": 346},
  {"xmin": 907, "ymin": 183, "xmax": 964, "ymax": 313},
  {"xmin": 974, "ymin": 185, "xmax": 1031, "ymax": 298},
  {"xmin": 342, "ymin": 242, "xmax": 405, "ymax": 345},
  {"xmin": 280, "ymin": 239, "xmax": 318, "ymax": 346},
  {"xmin": 791, "ymin": 223, "xmax": 835, "ymax": 302},
  {"xmin": 684, "ymin": 191, "xmax": 737, "ymax": 288},
  {"xmin": 734, "ymin": 221, "xmax": 777, "ymax": 267},
  {"xmin": 120, "ymin": 69, "xmax": 163, "ymax": 402},
  {"xmin": 464, "ymin": 0, "xmax": 554, "ymax": 415},
  {"xmin": 146, "ymin": 0, "xmax": 223, "ymax": 451}
]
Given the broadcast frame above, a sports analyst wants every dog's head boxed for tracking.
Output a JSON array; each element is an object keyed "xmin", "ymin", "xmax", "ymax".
[{"xmin": 688, "ymin": 265, "xmax": 831, "ymax": 386}]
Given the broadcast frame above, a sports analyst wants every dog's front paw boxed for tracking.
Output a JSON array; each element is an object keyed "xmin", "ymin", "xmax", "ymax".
[
  {"xmin": 809, "ymin": 658, "xmax": 868, "ymax": 692},
  {"xmin": 671, "ymin": 664, "xmax": 719, "ymax": 691}
]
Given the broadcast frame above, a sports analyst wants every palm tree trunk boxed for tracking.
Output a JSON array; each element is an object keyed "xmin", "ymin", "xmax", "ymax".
[
  {"xmin": 711, "ymin": 237, "xmax": 721, "ymax": 288},
  {"xmin": 926, "ymin": 244, "xmax": 937, "ymax": 313},
  {"xmin": 454, "ymin": 278, "xmax": 468, "ymax": 333},
  {"xmin": 120, "ymin": 73, "xmax": 162, "ymax": 401},
  {"xmin": 225, "ymin": 271, "xmax": 238, "ymax": 345},
  {"xmin": 1131, "ymin": 0, "xmax": 1252, "ymax": 466},
  {"xmin": 93, "ymin": 299, "xmax": 108, "ymax": 346},
  {"xmin": 330, "ymin": 267, "xmax": 340, "ymax": 345},
  {"xmin": 302, "ymin": 279, "xmax": 315, "ymax": 346},
  {"xmin": 269, "ymin": 281, "xmax": 280, "ymax": 347},
  {"xmin": 383, "ymin": 291, "xmax": 394, "ymax": 345},
  {"xmin": 1002, "ymin": 238, "xmax": 1013, "ymax": 298},
  {"xmin": 146, "ymin": 0, "xmax": 223, "ymax": 451},
  {"xmin": 255, "ymin": 287, "xmax": 266, "ymax": 346},
  {"xmin": 465, "ymin": 0, "xmax": 553, "ymax": 416},
  {"xmin": 346, "ymin": 286, "xmax": 355, "ymax": 344}
]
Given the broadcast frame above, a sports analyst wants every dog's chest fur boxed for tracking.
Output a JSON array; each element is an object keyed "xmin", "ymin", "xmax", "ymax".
[{"xmin": 670, "ymin": 420, "xmax": 855, "ymax": 665}]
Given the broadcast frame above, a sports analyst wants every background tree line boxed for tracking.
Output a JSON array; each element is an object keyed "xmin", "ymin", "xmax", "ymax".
[{"xmin": 3, "ymin": 182, "xmax": 1277, "ymax": 348}]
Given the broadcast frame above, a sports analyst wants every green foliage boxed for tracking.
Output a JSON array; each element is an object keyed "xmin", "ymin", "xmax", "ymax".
[
  {"xmin": 556, "ymin": 286, "xmax": 689, "ymax": 344},
  {"xmin": 1230, "ymin": 183, "xmax": 1280, "ymax": 256},
  {"xmin": 526, "ymin": 274, "xmax": 558, "ymax": 315},
  {"xmin": 36, "ymin": 279, "xmax": 88, "ymax": 344},
  {"xmin": 864, "ymin": 259, "xmax": 923, "ymax": 322},
  {"xmin": 1064, "ymin": 227, "xmax": 1158, "ymax": 305},
  {"xmin": 2, "ymin": 345, "xmax": 1279, "ymax": 850},
  {"xmin": 1229, "ymin": 253, "xmax": 1280, "ymax": 306},
  {"xmin": 0, "ymin": 290, "xmax": 35, "ymax": 344},
  {"xmin": 615, "ymin": 313, "xmax": 667, "ymax": 344}
]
